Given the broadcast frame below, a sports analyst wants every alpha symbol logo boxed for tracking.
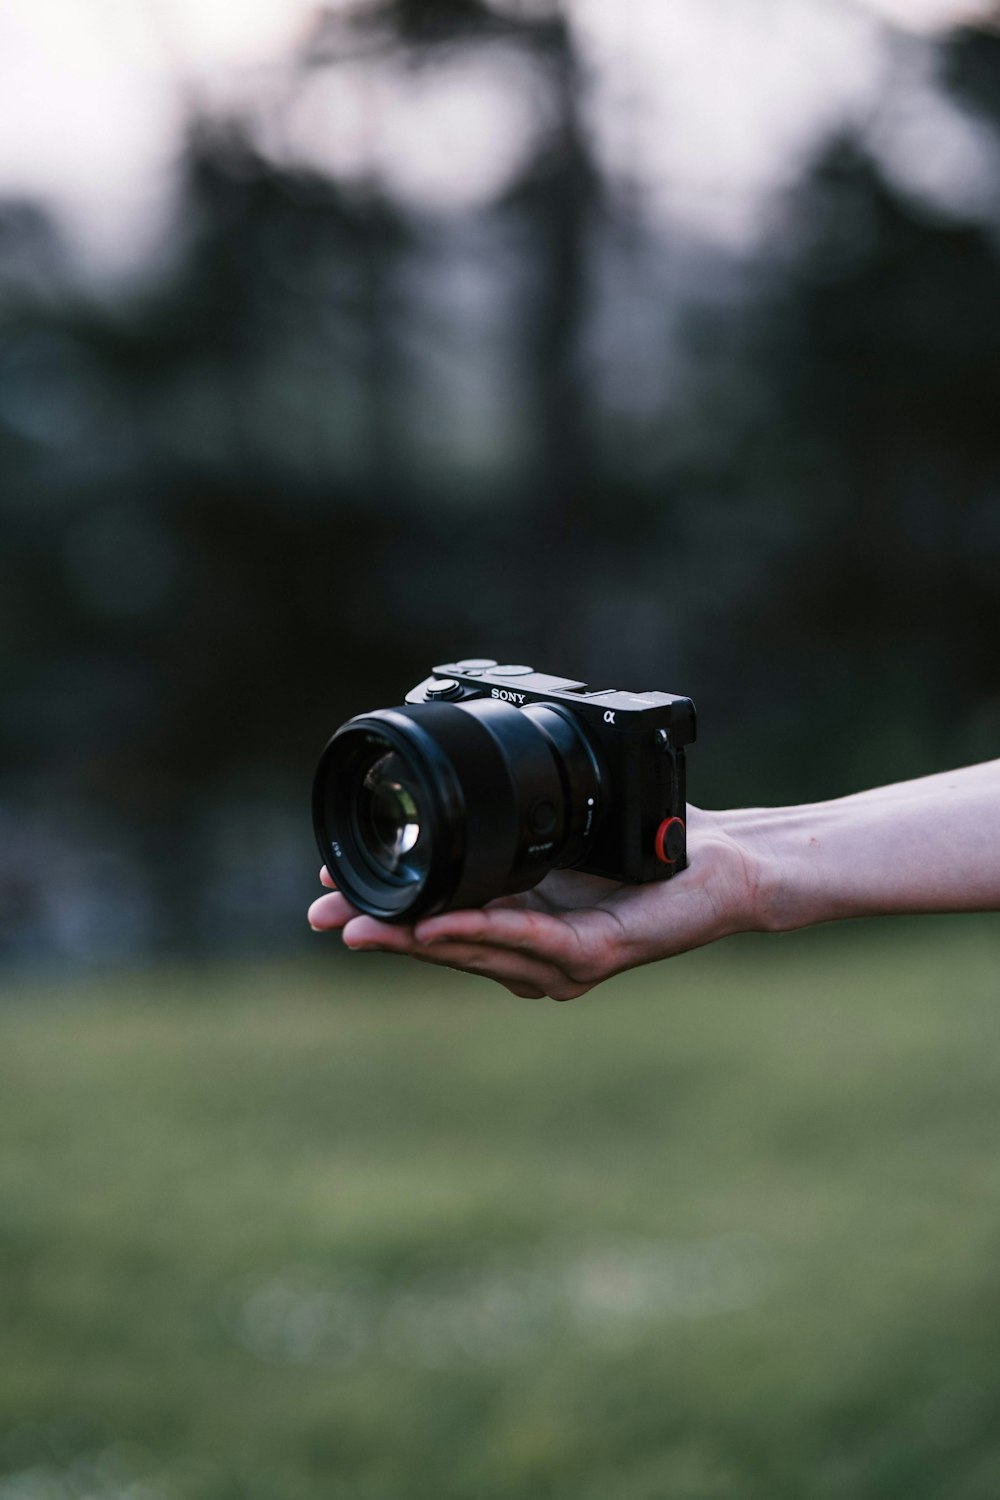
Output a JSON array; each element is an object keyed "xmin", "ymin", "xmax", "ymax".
[
  {"xmin": 604, "ymin": 710, "xmax": 616, "ymax": 724},
  {"xmin": 492, "ymin": 688, "xmax": 526, "ymax": 704}
]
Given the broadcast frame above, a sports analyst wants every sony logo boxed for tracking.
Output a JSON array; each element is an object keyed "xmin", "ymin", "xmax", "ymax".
[{"xmin": 491, "ymin": 688, "xmax": 526, "ymax": 704}]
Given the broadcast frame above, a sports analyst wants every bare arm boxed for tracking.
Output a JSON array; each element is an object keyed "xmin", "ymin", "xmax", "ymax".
[
  {"xmin": 307, "ymin": 759, "xmax": 1000, "ymax": 1000},
  {"xmin": 737, "ymin": 757, "xmax": 1000, "ymax": 933}
]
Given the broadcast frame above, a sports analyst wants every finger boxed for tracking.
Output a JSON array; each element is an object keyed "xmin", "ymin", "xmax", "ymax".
[
  {"xmin": 336, "ymin": 919, "xmax": 553, "ymax": 994},
  {"xmin": 326, "ymin": 904, "xmax": 596, "ymax": 996},
  {"xmin": 414, "ymin": 906, "xmax": 588, "ymax": 969},
  {"xmin": 413, "ymin": 939, "xmax": 592, "ymax": 1000},
  {"xmin": 341, "ymin": 915, "xmax": 417, "ymax": 954},
  {"xmin": 307, "ymin": 892, "xmax": 361, "ymax": 930},
  {"xmin": 408, "ymin": 941, "xmax": 576, "ymax": 1000},
  {"xmin": 319, "ymin": 866, "xmax": 337, "ymax": 889}
]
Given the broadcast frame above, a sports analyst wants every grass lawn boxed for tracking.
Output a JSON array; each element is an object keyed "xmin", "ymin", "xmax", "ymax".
[{"xmin": 1, "ymin": 917, "xmax": 1000, "ymax": 1499}]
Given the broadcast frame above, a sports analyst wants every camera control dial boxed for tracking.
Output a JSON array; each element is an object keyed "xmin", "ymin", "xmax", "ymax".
[
  {"xmin": 425, "ymin": 678, "xmax": 463, "ymax": 701},
  {"xmin": 654, "ymin": 816, "xmax": 686, "ymax": 865}
]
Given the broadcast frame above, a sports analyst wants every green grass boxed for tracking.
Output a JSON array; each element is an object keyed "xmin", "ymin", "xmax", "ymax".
[{"xmin": 2, "ymin": 918, "xmax": 1000, "ymax": 1499}]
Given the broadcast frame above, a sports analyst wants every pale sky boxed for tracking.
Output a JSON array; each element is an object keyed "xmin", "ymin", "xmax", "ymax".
[{"xmin": 0, "ymin": 0, "xmax": 996, "ymax": 276}]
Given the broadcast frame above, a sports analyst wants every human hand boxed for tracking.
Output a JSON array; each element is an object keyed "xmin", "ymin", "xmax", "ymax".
[{"xmin": 307, "ymin": 806, "xmax": 764, "ymax": 1000}]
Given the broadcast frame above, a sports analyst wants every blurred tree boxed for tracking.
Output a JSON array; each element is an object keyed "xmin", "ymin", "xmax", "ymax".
[{"xmin": 2, "ymin": 3, "xmax": 1000, "ymax": 962}]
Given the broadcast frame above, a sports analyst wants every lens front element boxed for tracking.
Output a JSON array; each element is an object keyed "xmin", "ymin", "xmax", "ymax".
[{"xmin": 355, "ymin": 750, "xmax": 424, "ymax": 879}]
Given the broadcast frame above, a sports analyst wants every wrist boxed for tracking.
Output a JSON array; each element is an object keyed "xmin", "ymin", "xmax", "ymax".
[{"xmin": 718, "ymin": 802, "xmax": 839, "ymax": 935}]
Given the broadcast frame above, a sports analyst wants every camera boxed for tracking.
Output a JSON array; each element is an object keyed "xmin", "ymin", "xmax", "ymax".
[{"xmin": 313, "ymin": 659, "xmax": 696, "ymax": 923}]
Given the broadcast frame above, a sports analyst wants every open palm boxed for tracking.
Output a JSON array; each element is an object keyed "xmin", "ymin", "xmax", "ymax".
[{"xmin": 308, "ymin": 807, "xmax": 762, "ymax": 1000}]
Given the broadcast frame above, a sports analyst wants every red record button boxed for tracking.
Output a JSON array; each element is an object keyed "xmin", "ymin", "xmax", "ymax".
[{"xmin": 654, "ymin": 816, "xmax": 685, "ymax": 864}]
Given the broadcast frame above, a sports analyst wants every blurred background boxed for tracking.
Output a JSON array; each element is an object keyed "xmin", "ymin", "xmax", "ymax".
[{"xmin": 3, "ymin": 0, "xmax": 1000, "ymax": 1495}]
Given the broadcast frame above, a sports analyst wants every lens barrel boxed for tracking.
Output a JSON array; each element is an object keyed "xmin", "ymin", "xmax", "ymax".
[{"xmin": 313, "ymin": 699, "xmax": 601, "ymax": 921}]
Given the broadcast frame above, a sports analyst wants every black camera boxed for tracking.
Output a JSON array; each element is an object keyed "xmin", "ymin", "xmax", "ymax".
[{"xmin": 313, "ymin": 659, "xmax": 696, "ymax": 923}]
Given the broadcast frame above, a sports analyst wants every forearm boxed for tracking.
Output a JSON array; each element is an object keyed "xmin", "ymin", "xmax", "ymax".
[{"xmin": 726, "ymin": 759, "xmax": 1000, "ymax": 933}]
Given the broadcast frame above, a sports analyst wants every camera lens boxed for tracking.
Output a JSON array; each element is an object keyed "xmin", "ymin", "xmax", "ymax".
[{"xmin": 313, "ymin": 700, "xmax": 601, "ymax": 922}]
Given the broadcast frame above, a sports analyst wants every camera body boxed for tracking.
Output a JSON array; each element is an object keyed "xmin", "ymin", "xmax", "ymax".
[
  {"xmin": 313, "ymin": 657, "xmax": 696, "ymax": 922},
  {"xmin": 404, "ymin": 660, "xmax": 695, "ymax": 884}
]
